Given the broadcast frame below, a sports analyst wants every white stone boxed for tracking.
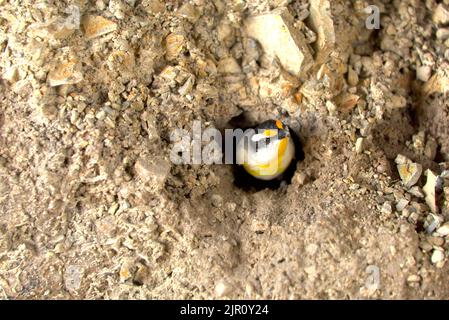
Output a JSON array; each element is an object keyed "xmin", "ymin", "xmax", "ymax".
[
  {"xmin": 431, "ymin": 249, "xmax": 444, "ymax": 264},
  {"xmin": 408, "ymin": 186, "xmax": 424, "ymax": 198},
  {"xmin": 436, "ymin": 28, "xmax": 449, "ymax": 41},
  {"xmin": 406, "ymin": 275, "xmax": 421, "ymax": 283},
  {"xmin": 395, "ymin": 154, "xmax": 410, "ymax": 165},
  {"xmin": 244, "ymin": 8, "xmax": 313, "ymax": 78},
  {"xmin": 215, "ymin": 280, "xmax": 233, "ymax": 297},
  {"xmin": 416, "ymin": 65, "xmax": 432, "ymax": 82},
  {"xmin": 381, "ymin": 202, "xmax": 393, "ymax": 214},
  {"xmin": 423, "ymin": 169, "xmax": 440, "ymax": 213},
  {"xmin": 355, "ymin": 137, "xmax": 365, "ymax": 154},
  {"xmin": 436, "ymin": 223, "xmax": 449, "ymax": 237}
]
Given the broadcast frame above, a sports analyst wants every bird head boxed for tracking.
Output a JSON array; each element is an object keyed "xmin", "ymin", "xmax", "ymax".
[{"xmin": 251, "ymin": 120, "xmax": 290, "ymax": 151}]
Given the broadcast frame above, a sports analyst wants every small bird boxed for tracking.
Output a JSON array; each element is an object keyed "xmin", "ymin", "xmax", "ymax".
[{"xmin": 236, "ymin": 120, "xmax": 295, "ymax": 181}]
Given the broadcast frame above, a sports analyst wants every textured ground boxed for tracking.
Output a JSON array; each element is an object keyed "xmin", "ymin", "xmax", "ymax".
[{"xmin": 1, "ymin": 0, "xmax": 449, "ymax": 299}]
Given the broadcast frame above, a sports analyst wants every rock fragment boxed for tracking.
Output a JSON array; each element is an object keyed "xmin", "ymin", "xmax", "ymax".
[
  {"xmin": 347, "ymin": 66, "xmax": 359, "ymax": 86},
  {"xmin": 396, "ymin": 199, "xmax": 409, "ymax": 212},
  {"xmin": 165, "ymin": 33, "xmax": 185, "ymax": 61},
  {"xmin": 355, "ymin": 138, "xmax": 365, "ymax": 154},
  {"xmin": 416, "ymin": 65, "xmax": 432, "ymax": 82},
  {"xmin": 433, "ymin": 4, "xmax": 449, "ymax": 26},
  {"xmin": 210, "ymin": 194, "xmax": 223, "ymax": 208},
  {"xmin": 388, "ymin": 95, "xmax": 407, "ymax": 109},
  {"xmin": 424, "ymin": 137, "xmax": 438, "ymax": 160},
  {"xmin": 423, "ymin": 67, "xmax": 449, "ymax": 95},
  {"xmin": 431, "ymin": 249, "xmax": 444, "ymax": 264},
  {"xmin": 244, "ymin": 8, "xmax": 313, "ymax": 78},
  {"xmin": 142, "ymin": 0, "xmax": 165, "ymax": 14},
  {"xmin": 109, "ymin": 0, "xmax": 128, "ymax": 20},
  {"xmin": 64, "ymin": 265, "xmax": 83, "ymax": 291},
  {"xmin": 47, "ymin": 58, "xmax": 83, "ymax": 87},
  {"xmin": 134, "ymin": 155, "xmax": 171, "ymax": 191},
  {"xmin": 426, "ymin": 214, "xmax": 443, "ymax": 234},
  {"xmin": 177, "ymin": 3, "xmax": 200, "ymax": 23},
  {"xmin": 335, "ymin": 93, "xmax": 360, "ymax": 113},
  {"xmin": 381, "ymin": 202, "xmax": 393, "ymax": 214},
  {"xmin": 406, "ymin": 275, "xmax": 421, "ymax": 283},
  {"xmin": 308, "ymin": 0, "xmax": 335, "ymax": 53},
  {"xmin": 308, "ymin": 0, "xmax": 358, "ymax": 63},
  {"xmin": 119, "ymin": 259, "xmax": 135, "ymax": 282},
  {"xmin": 141, "ymin": 112, "xmax": 159, "ymax": 142},
  {"xmin": 428, "ymin": 236, "xmax": 444, "ymax": 247},
  {"xmin": 217, "ymin": 57, "xmax": 241, "ymax": 74},
  {"xmin": 215, "ymin": 280, "xmax": 233, "ymax": 298},
  {"xmin": 293, "ymin": 172, "xmax": 308, "ymax": 186},
  {"xmin": 81, "ymin": 15, "xmax": 117, "ymax": 39},
  {"xmin": 29, "ymin": 19, "xmax": 77, "ymax": 40},
  {"xmin": 408, "ymin": 186, "xmax": 425, "ymax": 198},
  {"xmin": 436, "ymin": 223, "xmax": 449, "ymax": 237},
  {"xmin": 395, "ymin": 154, "xmax": 409, "ymax": 165},
  {"xmin": 423, "ymin": 169, "xmax": 441, "ymax": 213},
  {"xmin": 258, "ymin": 71, "xmax": 300, "ymax": 101},
  {"xmin": 178, "ymin": 75, "xmax": 195, "ymax": 96},
  {"xmin": 2, "ymin": 66, "xmax": 19, "ymax": 83},
  {"xmin": 133, "ymin": 265, "xmax": 149, "ymax": 285},
  {"xmin": 436, "ymin": 28, "xmax": 449, "ymax": 41},
  {"xmin": 397, "ymin": 162, "xmax": 423, "ymax": 189}
]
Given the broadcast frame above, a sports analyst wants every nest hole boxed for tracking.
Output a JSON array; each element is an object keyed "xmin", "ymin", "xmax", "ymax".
[{"xmin": 226, "ymin": 112, "xmax": 304, "ymax": 192}]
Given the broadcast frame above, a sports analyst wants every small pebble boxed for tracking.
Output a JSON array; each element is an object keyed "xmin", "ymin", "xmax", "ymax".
[
  {"xmin": 215, "ymin": 280, "xmax": 233, "ymax": 297},
  {"xmin": 211, "ymin": 194, "xmax": 223, "ymax": 208},
  {"xmin": 381, "ymin": 202, "xmax": 393, "ymax": 214},
  {"xmin": 355, "ymin": 137, "xmax": 365, "ymax": 154},
  {"xmin": 406, "ymin": 275, "xmax": 421, "ymax": 283},
  {"xmin": 420, "ymin": 241, "xmax": 433, "ymax": 252},
  {"xmin": 64, "ymin": 265, "xmax": 83, "ymax": 291},
  {"xmin": 226, "ymin": 202, "xmax": 237, "ymax": 212},
  {"xmin": 436, "ymin": 28, "xmax": 449, "ymax": 41},
  {"xmin": 436, "ymin": 223, "xmax": 449, "ymax": 237},
  {"xmin": 395, "ymin": 154, "xmax": 409, "ymax": 165},
  {"xmin": 416, "ymin": 65, "xmax": 432, "ymax": 82},
  {"xmin": 433, "ymin": 4, "xmax": 449, "ymax": 25},
  {"xmin": 426, "ymin": 215, "xmax": 442, "ymax": 234},
  {"xmin": 396, "ymin": 199, "xmax": 409, "ymax": 212},
  {"xmin": 428, "ymin": 236, "xmax": 444, "ymax": 247},
  {"xmin": 294, "ymin": 172, "xmax": 308, "ymax": 186},
  {"xmin": 408, "ymin": 186, "xmax": 425, "ymax": 198},
  {"xmin": 431, "ymin": 249, "xmax": 445, "ymax": 264}
]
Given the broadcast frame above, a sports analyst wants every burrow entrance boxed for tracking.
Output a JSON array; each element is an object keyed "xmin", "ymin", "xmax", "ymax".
[{"xmin": 224, "ymin": 112, "xmax": 304, "ymax": 192}]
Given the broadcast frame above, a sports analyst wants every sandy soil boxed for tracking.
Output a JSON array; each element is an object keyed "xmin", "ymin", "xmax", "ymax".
[{"xmin": 0, "ymin": 0, "xmax": 449, "ymax": 299}]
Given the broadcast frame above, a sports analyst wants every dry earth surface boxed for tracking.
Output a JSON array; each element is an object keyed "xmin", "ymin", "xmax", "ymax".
[{"xmin": 1, "ymin": 0, "xmax": 449, "ymax": 299}]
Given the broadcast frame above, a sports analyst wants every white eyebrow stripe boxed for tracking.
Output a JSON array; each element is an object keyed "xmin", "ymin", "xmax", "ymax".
[{"xmin": 251, "ymin": 133, "xmax": 266, "ymax": 142}]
